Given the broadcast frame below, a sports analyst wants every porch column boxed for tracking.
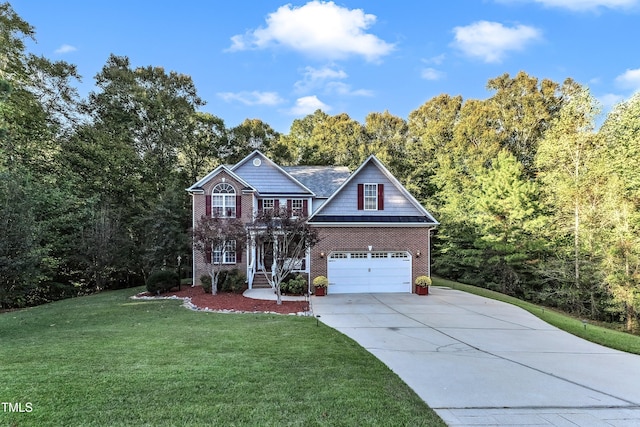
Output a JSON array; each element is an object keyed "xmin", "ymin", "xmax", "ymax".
[{"xmin": 248, "ymin": 233, "xmax": 256, "ymax": 289}]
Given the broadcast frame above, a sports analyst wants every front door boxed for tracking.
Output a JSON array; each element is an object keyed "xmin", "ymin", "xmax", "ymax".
[{"xmin": 258, "ymin": 241, "xmax": 274, "ymax": 271}]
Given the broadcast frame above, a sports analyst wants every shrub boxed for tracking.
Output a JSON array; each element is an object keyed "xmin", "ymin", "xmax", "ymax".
[
  {"xmin": 200, "ymin": 275, "xmax": 212, "ymax": 293},
  {"xmin": 313, "ymin": 276, "xmax": 328, "ymax": 288},
  {"xmin": 146, "ymin": 270, "xmax": 179, "ymax": 294},
  {"xmin": 415, "ymin": 276, "xmax": 432, "ymax": 288},
  {"xmin": 282, "ymin": 274, "xmax": 306, "ymax": 295},
  {"xmin": 219, "ymin": 269, "xmax": 246, "ymax": 294}
]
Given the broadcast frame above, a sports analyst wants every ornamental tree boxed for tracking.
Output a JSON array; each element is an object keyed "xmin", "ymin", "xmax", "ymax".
[
  {"xmin": 192, "ymin": 213, "xmax": 246, "ymax": 295},
  {"xmin": 251, "ymin": 207, "xmax": 319, "ymax": 305}
]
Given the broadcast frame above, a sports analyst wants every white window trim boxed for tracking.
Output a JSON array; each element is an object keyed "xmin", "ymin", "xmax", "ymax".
[
  {"xmin": 262, "ymin": 199, "xmax": 275, "ymax": 213},
  {"xmin": 212, "ymin": 183, "xmax": 236, "ymax": 218},
  {"xmin": 213, "ymin": 240, "xmax": 237, "ymax": 264},
  {"xmin": 363, "ymin": 183, "xmax": 378, "ymax": 211},
  {"xmin": 291, "ymin": 199, "xmax": 304, "ymax": 218}
]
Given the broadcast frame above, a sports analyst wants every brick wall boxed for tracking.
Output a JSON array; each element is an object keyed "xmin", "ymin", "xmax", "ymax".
[
  {"xmin": 309, "ymin": 226, "xmax": 432, "ymax": 293},
  {"xmin": 191, "ymin": 172, "xmax": 253, "ymax": 287}
]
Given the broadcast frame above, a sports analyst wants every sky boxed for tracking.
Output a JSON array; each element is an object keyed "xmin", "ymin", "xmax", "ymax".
[{"xmin": 10, "ymin": 0, "xmax": 640, "ymax": 133}]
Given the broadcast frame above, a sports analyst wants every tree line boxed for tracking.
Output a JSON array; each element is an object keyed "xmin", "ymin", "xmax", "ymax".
[{"xmin": 1, "ymin": 3, "xmax": 639, "ymax": 332}]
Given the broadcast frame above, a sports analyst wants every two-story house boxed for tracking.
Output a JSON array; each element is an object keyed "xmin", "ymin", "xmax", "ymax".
[{"xmin": 187, "ymin": 150, "xmax": 438, "ymax": 294}]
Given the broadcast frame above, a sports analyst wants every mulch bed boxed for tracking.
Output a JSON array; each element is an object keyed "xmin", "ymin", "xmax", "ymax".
[{"xmin": 135, "ymin": 285, "xmax": 310, "ymax": 315}]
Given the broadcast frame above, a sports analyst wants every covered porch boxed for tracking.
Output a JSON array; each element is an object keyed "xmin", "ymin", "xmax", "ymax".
[{"xmin": 246, "ymin": 231, "xmax": 310, "ymax": 290}]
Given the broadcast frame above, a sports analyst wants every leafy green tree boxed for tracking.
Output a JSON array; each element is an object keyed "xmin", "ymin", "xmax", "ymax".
[
  {"xmin": 139, "ymin": 182, "xmax": 191, "ymax": 277},
  {"xmin": 0, "ymin": 171, "xmax": 42, "ymax": 308},
  {"xmin": 178, "ymin": 112, "xmax": 227, "ymax": 182},
  {"xmin": 406, "ymin": 94, "xmax": 462, "ymax": 206},
  {"xmin": 76, "ymin": 203, "xmax": 131, "ymax": 292},
  {"xmin": 601, "ymin": 188, "xmax": 640, "ymax": 331},
  {"xmin": 281, "ymin": 110, "xmax": 364, "ymax": 167},
  {"xmin": 486, "ymin": 72, "xmax": 562, "ymax": 175},
  {"xmin": 535, "ymin": 83, "xmax": 604, "ymax": 315},
  {"xmin": 281, "ymin": 109, "xmax": 331, "ymax": 165},
  {"xmin": 599, "ymin": 93, "xmax": 640, "ymax": 331},
  {"xmin": 225, "ymin": 118, "xmax": 281, "ymax": 164},
  {"xmin": 363, "ymin": 110, "xmax": 409, "ymax": 179},
  {"xmin": 83, "ymin": 54, "xmax": 205, "ymax": 282}
]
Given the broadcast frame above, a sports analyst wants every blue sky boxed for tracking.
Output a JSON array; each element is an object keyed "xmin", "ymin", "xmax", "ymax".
[{"xmin": 11, "ymin": 0, "xmax": 640, "ymax": 132}]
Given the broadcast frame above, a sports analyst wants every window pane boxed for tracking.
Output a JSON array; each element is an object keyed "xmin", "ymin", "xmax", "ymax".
[{"xmin": 364, "ymin": 184, "xmax": 378, "ymax": 210}]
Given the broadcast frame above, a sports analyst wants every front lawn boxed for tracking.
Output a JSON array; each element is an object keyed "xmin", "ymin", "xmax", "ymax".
[{"xmin": 0, "ymin": 288, "xmax": 444, "ymax": 426}]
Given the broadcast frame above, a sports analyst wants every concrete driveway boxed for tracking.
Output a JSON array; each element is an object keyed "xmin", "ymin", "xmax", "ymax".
[{"xmin": 311, "ymin": 287, "xmax": 640, "ymax": 426}]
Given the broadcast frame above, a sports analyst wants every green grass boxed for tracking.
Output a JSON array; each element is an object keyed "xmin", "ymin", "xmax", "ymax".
[
  {"xmin": 0, "ymin": 288, "xmax": 444, "ymax": 426},
  {"xmin": 433, "ymin": 277, "xmax": 640, "ymax": 355}
]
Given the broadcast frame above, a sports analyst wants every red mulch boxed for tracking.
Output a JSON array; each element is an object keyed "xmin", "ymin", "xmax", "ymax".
[{"xmin": 136, "ymin": 285, "xmax": 310, "ymax": 315}]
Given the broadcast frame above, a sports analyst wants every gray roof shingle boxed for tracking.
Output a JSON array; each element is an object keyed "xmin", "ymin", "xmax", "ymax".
[{"xmin": 283, "ymin": 166, "xmax": 351, "ymax": 197}]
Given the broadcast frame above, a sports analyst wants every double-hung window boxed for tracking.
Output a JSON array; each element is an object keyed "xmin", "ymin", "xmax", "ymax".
[
  {"xmin": 364, "ymin": 183, "xmax": 378, "ymax": 210},
  {"xmin": 262, "ymin": 199, "xmax": 274, "ymax": 213},
  {"xmin": 213, "ymin": 240, "xmax": 236, "ymax": 264},
  {"xmin": 291, "ymin": 199, "xmax": 304, "ymax": 217},
  {"xmin": 357, "ymin": 183, "xmax": 384, "ymax": 211}
]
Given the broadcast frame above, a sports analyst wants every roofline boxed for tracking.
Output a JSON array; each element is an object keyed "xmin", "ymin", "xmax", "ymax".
[
  {"xmin": 308, "ymin": 222, "xmax": 438, "ymax": 228},
  {"xmin": 231, "ymin": 150, "xmax": 316, "ymax": 196},
  {"xmin": 186, "ymin": 164, "xmax": 253, "ymax": 193},
  {"xmin": 307, "ymin": 154, "xmax": 438, "ymax": 224}
]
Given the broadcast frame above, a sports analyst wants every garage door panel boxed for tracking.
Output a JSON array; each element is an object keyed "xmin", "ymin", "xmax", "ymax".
[{"xmin": 328, "ymin": 252, "xmax": 411, "ymax": 294}]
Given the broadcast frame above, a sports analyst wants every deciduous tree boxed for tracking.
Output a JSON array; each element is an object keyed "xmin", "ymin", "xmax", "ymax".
[
  {"xmin": 192, "ymin": 214, "xmax": 246, "ymax": 295},
  {"xmin": 251, "ymin": 207, "xmax": 319, "ymax": 305}
]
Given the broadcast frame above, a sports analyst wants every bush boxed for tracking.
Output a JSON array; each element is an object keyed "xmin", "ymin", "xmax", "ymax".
[
  {"xmin": 281, "ymin": 274, "xmax": 307, "ymax": 295},
  {"xmin": 200, "ymin": 275, "xmax": 212, "ymax": 293},
  {"xmin": 219, "ymin": 269, "xmax": 246, "ymax": 294},
  {"xmin": 146, "ymin": 270, "xmax": 179, "ymax": 294}
]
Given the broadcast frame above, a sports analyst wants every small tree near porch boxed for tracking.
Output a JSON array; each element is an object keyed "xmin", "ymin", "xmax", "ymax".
[
  {"xmin": 192, "ymin": 214, "xmax": 246, "ymax": 295},
  {"xmin": 252, "ymin": 207, "xmax": 319, "ymax": 305}
]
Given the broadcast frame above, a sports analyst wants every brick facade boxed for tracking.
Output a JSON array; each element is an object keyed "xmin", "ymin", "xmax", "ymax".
[
  {"xmin": 192, "ymin": 171, "xmax": 253, "ymax": 287},
  {"xmin": 189, "ymin": 151, "xmax": 438, "ymax": 293},
  {"xmin": 310, "ymin": 227, "xmax": 431, "ymax": 293}
]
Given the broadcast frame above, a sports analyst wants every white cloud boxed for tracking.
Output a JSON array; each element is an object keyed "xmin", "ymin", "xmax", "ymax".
[
  {"xmin": 217, "ymin": 91, "xmax": 284, "ymax": 106},
  {"xmin": 325, "ymin": 81, "xmax": 374, "ymax": 96},
  {"xmin": 599, "ymin": 93, "xmax": 626, "ymax": 108},
  {"xmin": 304, "ymin": 66, "xmax": 348, "ymax": 81},
  {"xmin": 289, "ymin": 95, "xmax": 331, "ymax": 115},
  {"xmin": 294, "ymin": 65, "xmax": 372, "ymax": 96},
  {"xmin": 54, "ymin": 44, "xmax": 77, "ymax": 54},
  {"xmin": 511, "ymin": 0, "xmax": 639, "ymax": 11},
  {"xmin": 228, "ymin": 1, "xmax": 394, "ymax": 62},
  {"xmin": 421, "ymin": 68, "xmax": 445, "ymax": 81},
  {"xmin": 615, "ymin": 68, "xmax": 640, "ymax": 90},
  {"xmin": 424, "ymin": 54, "xmax": 446, "ymax": 65},
  {"xmin": 452, "ymin": 21, "xmax": 542, "ymax": 63},
  {"xmin": 294, "ymin": 65, "xmax": 348, "ymax": 92}
]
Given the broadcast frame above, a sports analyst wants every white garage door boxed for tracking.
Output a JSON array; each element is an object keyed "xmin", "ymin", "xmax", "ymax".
[{"xmin": 327, "ymin": 251, "xmax": 412, "ymax": 294}]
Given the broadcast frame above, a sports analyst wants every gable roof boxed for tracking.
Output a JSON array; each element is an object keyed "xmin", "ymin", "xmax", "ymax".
[
  {"xmin": 186, "ymin": 164, "xmax": 253, "ymax": 193},
  {"xmin": 231, "ymin": 151, "xmax": 315, "ymax": 196},
  {"xmin": 308, "ymin": 155, "xmax": 439, "ymax": 226},
  {"xmin": 283, "ymin": 166, "xmax": 350, "ymax": 198}
]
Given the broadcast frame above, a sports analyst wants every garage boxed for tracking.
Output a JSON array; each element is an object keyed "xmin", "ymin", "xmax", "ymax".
[{"xmin": 327, "ymin": 251, "xmax": 412, "ymax": 293}]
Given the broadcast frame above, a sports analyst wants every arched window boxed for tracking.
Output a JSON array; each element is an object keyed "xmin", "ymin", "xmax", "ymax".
[{"xmin": 212, "ymin": 183, "xmax": 236, "ymax": 217}]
